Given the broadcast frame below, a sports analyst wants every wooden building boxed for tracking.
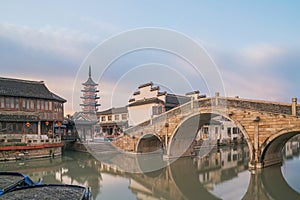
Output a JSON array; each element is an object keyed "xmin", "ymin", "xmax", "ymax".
[
  {"xmin": 0, "ymin": 77, "xmax": 66, "ymax": 137},
  {"xmin": 0, "ymin": 77, "xmax": 66, "ymax": 160}
]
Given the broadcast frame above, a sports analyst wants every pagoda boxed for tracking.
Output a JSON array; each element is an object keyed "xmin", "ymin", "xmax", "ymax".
[{"xmin": 80, "ymin": 66, "xmax": 100, "ymax": 117}]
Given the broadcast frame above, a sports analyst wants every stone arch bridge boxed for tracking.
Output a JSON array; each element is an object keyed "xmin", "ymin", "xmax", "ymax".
[{"xmin": 113, "ymin": 95, "xmax": 300, "ymax": 169}]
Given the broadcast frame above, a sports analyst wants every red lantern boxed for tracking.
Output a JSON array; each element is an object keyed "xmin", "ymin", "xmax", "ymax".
[
  {"xmin": 25, "ymin": 122, "xmax": 30, "ymax": 127},
  {"xmin": 45, "ymin": 121, "xmax": 49, "ymax": 126}
]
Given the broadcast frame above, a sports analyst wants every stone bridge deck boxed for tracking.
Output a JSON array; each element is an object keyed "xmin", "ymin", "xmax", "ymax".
[{"xmin": 113, "ymin": 96, "xmax": 300, "ymax": 169}]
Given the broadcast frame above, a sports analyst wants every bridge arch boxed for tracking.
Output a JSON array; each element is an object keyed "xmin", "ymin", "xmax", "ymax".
[
  {"xmin": 136, "ymin": 133, "xmax": 163, "ymax": 153},
  {"xmin": 259, "ymin": 126, "xmax": 300, "ymax": 167},
  {"xmin": 167, "ymin": 112, "xmax": 253, "ymax": 160}
]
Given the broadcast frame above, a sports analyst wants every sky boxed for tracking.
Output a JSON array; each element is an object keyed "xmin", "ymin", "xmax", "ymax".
[{"xmin": 0, "ymin": 1, "xmax": 300, "ymax": 115}]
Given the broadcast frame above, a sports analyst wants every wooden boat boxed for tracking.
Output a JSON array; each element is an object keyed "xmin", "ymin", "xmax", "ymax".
[{"xmin": 0, "ymin": 172, "xmax": 91, "ymax": 200}]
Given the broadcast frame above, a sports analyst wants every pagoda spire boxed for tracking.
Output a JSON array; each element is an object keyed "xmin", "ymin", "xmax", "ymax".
[{"xmin": 89, "ymin": 65, "xmax": 91, "ymax": 78}]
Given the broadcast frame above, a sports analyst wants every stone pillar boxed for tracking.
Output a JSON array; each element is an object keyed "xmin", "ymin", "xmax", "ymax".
[
  {"xmin": 292, "ymin": 98, "xmax": 297, "ymax": 116},
  {"xmin": 215, "ymin": 92, "xmax": 219, "ymax": 106},
  {"xmin": 253, "ymin": 116, "xmax": 262, "ymax": 168},
  {"xmin": 254, "ymin": 120, "xmax": 259, "ymax": 161},
  {"xmin": 165, "ymin": 122, "xmax": 169, "ymax": 154},
  {"xmin": 38, "ymin": 121, "xmax": 41, "ymax": 143}
]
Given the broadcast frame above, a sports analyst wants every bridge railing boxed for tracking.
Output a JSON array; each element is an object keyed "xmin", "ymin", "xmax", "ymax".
[
  {"xmin": 123, "ymin": 96, "xmax": 296, "ymax": 137},
  {"xmin": 220, "ymin": 97, "xmax": 293, "ymax": 116}
]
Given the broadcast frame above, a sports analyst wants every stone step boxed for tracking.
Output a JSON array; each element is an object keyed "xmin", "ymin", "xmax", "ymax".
[{"xmin": 85, "ymin": 140, "xmax": 118, "ymax": 153}]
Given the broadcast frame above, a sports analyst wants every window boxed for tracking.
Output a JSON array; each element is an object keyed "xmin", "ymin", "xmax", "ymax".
[
  {"xmin": 227, "ymin": 128, "xmax": 232, "ymax": 136},
  {"xmin": 15, "ymin": 98, "xmax": 19, "ymax": 109},
  {"xmin": 108, "ymin": 115, "xmax": 112, "ymax": 121},
  {"xmin": 5, "ymin": 97, "xmax": 10, "ymax": 108},
  {"xmin": 22, "ymin": 99, "xmax": 27, "ymax": 109},
  {"xmin": 227, "ymin": 153, "xmax": 232, "ymax": 162},
  {"xmin": 37, "ymin": 100, "xmax": 40, "ymax": 110},
  {"xmin": 26, "ymin": 99, "xmax": 30, "ymax": 109},
  {"xmin": 233, "ymin": 154, "xmax": 238, "ymax": 161},
  {"xmin": 233, "ymin": 127, "xmax": 239, "ymax": 134},
  {"xmin": 0, "ymin": 97, "xmax": 5, "ymax": 108},
  {"xmin": 30, "ymin": 100, "xmax": 35, "ymax": 110},
  {"xmin": 203, "ymin": 127, "xmax": 209, "ymax": 134},
  {"xmin": 49, "ymin": 102, "xmax": 52, "ymax": 110},
  {"xmin": 121, "ymin": 114, "xmax": 127, "ymax": 120},
  {"xmin": 45, "ymin": 101, "xmax": 49, "ymax": 110},
  {"xmin": 101, "ymin": 116, "xmax": 106, "ymax": 122},
  {"xmin": 41, "ymin": 100, "xmax": 44, "ymax": 110},
  {"xmin": 10, "ymin": 97, "xmax": 14, "ymax": 108},
  {"xmin": 114, "ymin": 115, "xmax": 119, "ymax": 121},
  {"xmin": 215, "ymin": 127, "xmax": 218, "ymax": 134}
]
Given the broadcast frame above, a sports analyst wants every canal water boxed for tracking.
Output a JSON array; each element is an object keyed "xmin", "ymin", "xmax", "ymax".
[{"xmin": 0, "ymin": 141, "xmax": 299, "ymax": 200}]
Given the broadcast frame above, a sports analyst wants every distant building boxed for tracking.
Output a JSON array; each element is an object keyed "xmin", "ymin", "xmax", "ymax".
[
  {"xmin": 73, "ymin": 66, "xmax": 100, "ymax": 141},
  {"xmin": 80, "ymin": 66, "xmax": 100, "ymax": 116},
  {"xmin": 127, "ymin": 82, "xmax": 191, "ymax": 126},
  {"xmin": 97, "ymin": 107, "xmax": 128, "ymax": 136}
]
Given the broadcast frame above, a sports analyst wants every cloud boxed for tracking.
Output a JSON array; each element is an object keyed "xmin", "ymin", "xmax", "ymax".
[
  {"xmin": 0, "ymin": 23, "xmax": 97, "ymax": 62},
  {"xmin": 240, "ymin": 44, "xmax": 285, "ymax": 66},
  {"xmin": 221, "ymin": 69, "xmax": 288, "ymax": 101},
  {"xmin": 206, "ymin": 43, "xmax": 298, "ymax": 102}
]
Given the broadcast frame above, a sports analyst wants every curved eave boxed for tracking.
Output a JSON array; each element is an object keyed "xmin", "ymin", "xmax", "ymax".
[{"xmin": 80, "ymin": 96, "xmax": 100, "ymax": 99}]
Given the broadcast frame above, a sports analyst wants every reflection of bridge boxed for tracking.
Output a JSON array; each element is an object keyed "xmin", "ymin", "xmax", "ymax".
[
  {"xmin": 110, "ymin": 146, "xmax": 299, "ymax": 200},
  {"xmin": 113, "ymin": 95, "xmax": 300, "ymax": 169}
]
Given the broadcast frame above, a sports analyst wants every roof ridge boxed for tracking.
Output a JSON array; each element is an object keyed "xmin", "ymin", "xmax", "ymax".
[{"xmin": 0, "ymin": 77, "xmax": 44, "ymax": 84}]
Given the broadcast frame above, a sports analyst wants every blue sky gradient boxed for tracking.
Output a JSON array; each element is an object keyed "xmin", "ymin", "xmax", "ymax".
[{"xmin": 0, "ymin": 1, "xmax": 299, "ymax": 114}]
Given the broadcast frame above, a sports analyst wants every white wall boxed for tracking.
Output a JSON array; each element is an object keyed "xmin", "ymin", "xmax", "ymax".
[{"xmin": 128, "ymin": 103, "xmax": 156, "ymax": 126}]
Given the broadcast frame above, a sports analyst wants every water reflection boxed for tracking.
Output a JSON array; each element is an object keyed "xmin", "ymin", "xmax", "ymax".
[{"xmin": 0, "ymin": 142, "xmax": 299, "ymax": 200}]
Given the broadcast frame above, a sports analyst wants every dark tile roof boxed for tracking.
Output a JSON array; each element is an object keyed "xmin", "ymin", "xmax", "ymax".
[
  {"xmin": 0, "ymin": 114, "xmax": 39, "ymax": 122},
  {"xmin": 165, "ymin": 94, "xmax": 190, "ymax": 106},
  {"xmin": 128, "ymin": 98, "xmax": 164, "ymax": 107},
  {"xmin": 138, "ymin": 82, "xmax": 153, "ymax": 89},
  {"xmin": 82, "ymin": 77, "xmax": 98, "ymax": 86},
  {"xmin": 99, "ymin": 121, "xmax": 128, "ymax": 127},
  {"xmin": 185, "ymin": 90, "xmax": 200, "ymax": 95},
  {"xmin": 0, "ymin": 77, "xmax": 66, "ymax": 102},
  {"xmin": 98, "ymin": 107, "xmax": 128, "ymax": 115}
]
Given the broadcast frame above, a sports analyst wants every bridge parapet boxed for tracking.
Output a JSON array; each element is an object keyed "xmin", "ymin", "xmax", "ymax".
[
  {"xmin": 122, "ymin": 96, "xmax": 298, "ymax": 140},
  {"xmin": 218, "ymin": 97, "xmax": 295, "ymax": 116},
  {"xmin": 112, "ymin": 96, "xmax": 300, "ymax": 169}
]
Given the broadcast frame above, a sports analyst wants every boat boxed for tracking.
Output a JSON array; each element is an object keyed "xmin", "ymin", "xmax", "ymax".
[{"xmin": 0, "ymin": 172, "xmax": 91, "ymax": 200}]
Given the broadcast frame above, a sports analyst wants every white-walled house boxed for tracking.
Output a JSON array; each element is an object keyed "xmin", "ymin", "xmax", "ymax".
[{"xmin": 127, "ymin": 82, "xmax": 191, "ymax": 126}]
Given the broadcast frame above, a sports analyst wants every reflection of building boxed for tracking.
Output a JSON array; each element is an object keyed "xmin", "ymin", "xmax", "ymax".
[
  {"xmin": 128, "ymin": 82, "xmax": 191, "ymax": 126},
  {"xmin": 74, "ymin": 66, "xmax": 100, "ymax": 141},
  {"xmin": 195, "ymin": 145, "xmax": 250, "ymax": 190},
  {"xmin": 283, "ymin": 135, "xmax": 300, "ymax": 159},
  {"xmin": 197, "ymin": 116, "xmax": 243, "ymax": 145},
  {"xmin": 97, "ymin": 107, "xmax": 128, "ymax": 136}
]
